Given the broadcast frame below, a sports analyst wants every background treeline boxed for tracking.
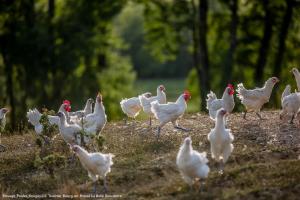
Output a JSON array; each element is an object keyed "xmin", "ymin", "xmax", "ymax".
[{"xmin": 0, "ymin": 0, "xmax": 300, "ymax": 130}]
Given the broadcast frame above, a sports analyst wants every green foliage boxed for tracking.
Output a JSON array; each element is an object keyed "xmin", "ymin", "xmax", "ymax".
[
  {"xmin": 35, "ymin": 137, "xmax": 43, "ymax": 148},
  {"xmin": 0, "ymin": 0, "xmax": 300, "ymax": 123},
  {"xmin": 186, "ymin": 69, "xmax": 200, "ymax": 112},
  {"xmin": 34, "ymin": 152, "xmax": 66, "ymax": 178},
  {"xmin": 39, "ymin": 110, "xmax": 58, "ymax": 138},
  {"xmin": 115, "ymin": 2, "xmax": 192, "ymax": 78},
  {"xmin": 98, "ymin": 51, "xmax": 136, "ymax": 120},
  {"xmin": 95, "ymin": 135, "xmax": 105, "ymax": 151},
  {"xmin": 33, "ymin": 107, "xmax": 67, "ymax": 178},
  {"xmin": 0, "ymin": 0, "xmax": 135, "ymax": 126}
]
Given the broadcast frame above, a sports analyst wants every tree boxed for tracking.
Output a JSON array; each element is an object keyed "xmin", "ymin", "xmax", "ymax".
[
  {"xmin": 197, "ymin": 0, "xmax": 210, "ymax": 110},
  {"xmin": 222, "ymin": 0, "xmax": 238, "ymax": 85},
  {"xmin": 273, "ymin": 0, "xmax": 294, "ymax": 77},
  {"xmin": 254, "ymin": 0, "xmax": 273, "ymax": 84}
]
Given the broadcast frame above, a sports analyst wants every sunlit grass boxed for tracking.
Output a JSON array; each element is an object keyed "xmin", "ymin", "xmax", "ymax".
[{"xmin": 134, "ymin": 78, "xmax": 199, "ymax": 113}]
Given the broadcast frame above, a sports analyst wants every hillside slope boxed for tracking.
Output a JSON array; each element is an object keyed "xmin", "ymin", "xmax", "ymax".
[{"xmin": 1, "ymin": 111, "xmax": 300, "ymax": 199}]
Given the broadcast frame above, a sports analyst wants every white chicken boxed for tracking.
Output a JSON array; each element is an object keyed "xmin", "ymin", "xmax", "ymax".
[
  {"xmin": 208, "ymin": 109, "xmax": 234, "ymax": 174},
  {"xmin": 139, "ymin": 85, "xmax": 166, "ymax": 126},
  {"xmin": 291, "ymin": 67, "xmax": 300, "ymax": 92},
  {"xmin": 57, "ymin": 111, "xmax": 83, "ymax": 145},
  {"xmin": 70, "ymin": 98, "xmax": 94, "ymax": 118},
  {"xmin": 27, "ymin": 108, "xmax": 58, "ymax": 134},
  {"xmin": 27, "ymin": 101, "xmax": 73, "ymax": 135},
  {"xmin": 0, "ymin": 108, "xmax": 9, "ymax": 152},
  {"xmin": 206, "ymin": 84, "xmax": 235, "ymax": 120},
  {"xmin": 280, "ymin": 86, "xmax": 300, "ymax": 123},
  {"xmin": 120, "ymin": 92, "xmax": 152, "ymax": 122},
  {"xmin": 281, "ymin": 85, "xmax": 291, "ymax": 105},
  {"xmin": 82, "ymin": 92, "xmax": 107, "ymax": 136},
  {"xmin": 151, "ymin": 91, "xmax": 191, "ymax": 138},
  {"xmin": 237, "ymin": 77, "xmax": 279, "ymax": 119},
  {"xmin": 72, "ymin": 145, "xmax": 114, "ymax": 194},
  {"xmin": 176, "ymin": 137, "xmax": 210, "ymax": 189}
]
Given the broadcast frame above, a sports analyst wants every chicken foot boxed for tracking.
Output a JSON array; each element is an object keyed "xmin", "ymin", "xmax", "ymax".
[
  {"xmin": 174, "ymin": 126, "xmax": 190, "ymax": 132},
  {"xmin": 123, "ymin": 117, "xmax": 128, "ymax": 125},
  {"xmin": 218, "ymin": 160, "xmax": 224, "ymax": 174},
  {"xmin": 290, "ymin": 114, "xmax": 295, "ymax": 124}
]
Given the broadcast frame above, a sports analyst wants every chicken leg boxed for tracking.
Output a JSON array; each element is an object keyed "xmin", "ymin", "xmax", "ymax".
[
  {"xmin": 256, "ymin": 112, "xmax": 263, "ymax": 120},
  {"xmin": 101, "ymin": 176, "xmax": 108, "ymax": 196},
  {"xmin": 218, "ymin": 160, "xmax": 224, "ymax": 174},
  {"xmin": 123, "ymin": 117, "xmax": 127, "ymax": 125},
  {"xmin": 93, "ymin": 181, "xmax": 97, "ymax": 194},
  {"xmin": 290, "ymin": 114, "xmax": 295, "ymax": 124},
  {"xmin": 41, "ymin": 135, "xmax": 50, "ymax": 145},
  {"xmin": 243, "ymin": 110, "xmax": 247, "ymax": 120},
  {"xmin": 198, "ymin": 179, "xmax": 205, "ymax": 192},
  {"xmin": 156, "ymin": 127, "xmax": 161, "ymax": 140}
]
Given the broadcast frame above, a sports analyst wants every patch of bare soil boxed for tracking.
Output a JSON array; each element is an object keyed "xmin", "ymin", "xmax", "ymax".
[{"xmin": 1, "ymin": 111, "xmax": 300, "ymax": 199}]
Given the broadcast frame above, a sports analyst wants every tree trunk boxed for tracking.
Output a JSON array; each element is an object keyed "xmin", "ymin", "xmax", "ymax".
[
  {"xmin": 254, "ymin": 0, "xmax": 273, "ymax": 84},
  {"xmin": 222, "ymin": 0, "xmax": 238, "ymax": 85},
  {"xmin": 198, "ymin": 0, "xmax": 210, "ymax": 111},
  {"xmin": 23, "ymin": 0, "xmax": 36, "ymax": 117},
  {"xmin": 48, "ymin": 0, "xmax": 55, "ymax": 65},
  {"xmin": 3, "ymin": 55, "xmax": 16, "ymax": 129},
  {"xmin": 191, "ymin": 0, "xmax": 199, "ymax": 68},
  {"xmin": 47, "ymin": 0, "xmax": 59, "ymax": 107},
  {"xmin": 273, "ymin": 0, "xmax": 294, "ymax": 77}
]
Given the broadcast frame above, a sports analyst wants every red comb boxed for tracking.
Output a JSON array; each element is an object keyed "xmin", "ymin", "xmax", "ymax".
[
  {"xmin": 63, "ymin": 100, "xmax": 71, "ymax": 105},
  {"xmin": 65, "ymin": 105, "xmax": 71, "ymax": 112},
  {"xmin": 227, "ymin": 84, "xmax": 234, "ymax": 89},
  {"xmin": 184, "ymin": 90, "xmax": 191, "ymax": 96}
]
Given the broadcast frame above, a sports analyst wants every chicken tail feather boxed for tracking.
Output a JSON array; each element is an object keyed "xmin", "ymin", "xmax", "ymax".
[
  {"xmin": 206, "ymin": 91, "xmax": 217, "ymax": 110},
  {"xmin": 237, "ymin": 83, "xmax": 246, "ymax": 99}
]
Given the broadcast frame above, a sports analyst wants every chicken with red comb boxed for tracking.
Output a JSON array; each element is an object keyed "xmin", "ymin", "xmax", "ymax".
[
  {"xmin": 151, "ymin": 90, "xmax": 191, "ymax": 138},
  {"xmin": 206, "ymin": 84, "xmax": 235, "ymax": 121},
  {"xmin": 237, "ymin": 77, "xmax": 279, "ymax": 119},
  {"xmin": 63, "ymin": 100, "xmax": 71, "ymax": 112}
]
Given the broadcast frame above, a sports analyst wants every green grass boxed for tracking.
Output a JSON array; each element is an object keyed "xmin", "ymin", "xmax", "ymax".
[
  {"xmin": 135, "ymin": 78, "xmax": 186, "ymax": 101},
  {"xmin": 134, "ymin": 78, "xmax": 199, "ymax": 113}
]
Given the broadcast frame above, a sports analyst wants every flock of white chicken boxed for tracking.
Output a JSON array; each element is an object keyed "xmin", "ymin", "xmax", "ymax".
[{"xmin": 1, "ymin": 68, "xmax": 300, "ymax": 193}]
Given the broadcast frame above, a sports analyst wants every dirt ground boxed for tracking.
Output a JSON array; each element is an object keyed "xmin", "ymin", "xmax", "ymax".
[{"xmin": 1, "ymin": 110, "xmax": 300, "ymax": 199}]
